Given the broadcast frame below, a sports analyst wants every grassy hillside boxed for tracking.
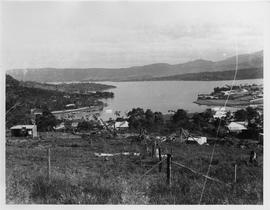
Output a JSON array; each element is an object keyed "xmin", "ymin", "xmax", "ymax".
[{"xmin": 6, "ymin": 133, "xmax": 263, "ymax": 204}]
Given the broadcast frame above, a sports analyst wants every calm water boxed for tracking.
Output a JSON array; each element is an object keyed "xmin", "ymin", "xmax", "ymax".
[{"xmin": 98, "ymin": 79, "xmax": 263, "ymax": 120}]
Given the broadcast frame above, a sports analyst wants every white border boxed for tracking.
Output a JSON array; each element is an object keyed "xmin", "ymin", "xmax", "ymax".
[{"xmin": 1, "ymin": 0, "xmax": 270, "ymax": 210}]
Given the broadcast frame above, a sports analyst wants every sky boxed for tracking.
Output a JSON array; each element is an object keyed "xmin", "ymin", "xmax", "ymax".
[{"xmin": 1, "ymin": 1, "xmax": 267, "ymax": 70}]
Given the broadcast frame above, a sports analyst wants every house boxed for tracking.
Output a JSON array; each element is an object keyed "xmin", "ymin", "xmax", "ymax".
[
  {"xmin": 65, "ymin": 104, "xmax": 76, "ymax": 109},
  {"xmin": 212, "ymin": 107, "xmax": 227, "ymax": 119},
  {"xmin": 54, "ymin": 122, "xmax": 65, "ymax": 131},
  {"xmin": 221, "ymin": 90, "xmax": 233, "ymax": 96},
  {"xmin": 87, "ymin": 90, "xmax": 96, "ymax": 94},
  {"xmin": 52, "ymin": 107, "xmax": 92, "ymax": 120},
  {"xmin": 197, "ymin": 94, "xmax": 217, "ymax": 100},
  {"xmin": 10, "ymin": 125, "xmax": 38, "ymax": 138},
  {"xmin": 227, "ymin": 122, "xmax": 247, "ymax": 133},
  {"xmin": 187, "ymin": 136, "xmax": 207, "ymax": 145},
  {"xmin": 71, "ymin": 122, "xmax": 79, "ymax": 128},
  {"xmin": 114, "ymin": 121, "xmax": 129, "ymax": 130},
  {"xmin": 31, "ymin": 108, "xmax": 43, "ymax": 116}
]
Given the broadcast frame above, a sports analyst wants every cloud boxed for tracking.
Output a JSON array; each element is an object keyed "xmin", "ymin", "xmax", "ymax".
[{"xmin": 2, "ymin": 1, "xmax": 266, "ymax": 69}]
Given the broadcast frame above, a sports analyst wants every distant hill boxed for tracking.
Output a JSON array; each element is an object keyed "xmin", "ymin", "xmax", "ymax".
[
  {"xmin": 7, "ymin": 50, "xmax": 263, "ymax": 82},
  {"xmin": 149, "ymin": 68, "xmax": 263, "ymax": 81},
  {"xmin": 21, "ymin": 80, "xmax": 115, "ymax": 93}
]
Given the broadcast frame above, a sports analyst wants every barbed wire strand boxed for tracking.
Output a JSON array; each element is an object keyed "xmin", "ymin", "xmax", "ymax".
[
  {"xmin": 171, "ymin": 161, "xmax": 230, "ymax": 186},
  {"xmin": 140, "ymin": 158, "xmax": 166, "ymax": 178},
  {"xmin": 199, "ymin": 40, "xmax": 239, "ymax": 204}
]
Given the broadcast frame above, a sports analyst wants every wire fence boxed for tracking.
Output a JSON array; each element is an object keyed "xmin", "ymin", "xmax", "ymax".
[{"xmin": 138, "ymin": 151, "xmax": 234, "ymax": 188}]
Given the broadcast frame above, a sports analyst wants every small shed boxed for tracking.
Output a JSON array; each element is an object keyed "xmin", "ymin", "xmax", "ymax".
[
  {"xmin": 71, "ymin": 122, "xmax": 79, "ymax": 128},
  {"xmin": 187, "ymin": 137, "xmax": 207, "ymax": 145},
  {"xmin": 66, "ymin": 104, "xmax": 76, "ymax": 108},
  {"xmin": 10, "ymin": 125, "xmax": 38, "ymax": 138},
  {"xmin": 114, "ymin": 121, "xmax": 129, "ymax": 130},
  {"xmin": 227, "ymin": 122, "xmax": 247, "ymax": 133},
  {"xmin": 54, "ymin": 122, "xmax": 65, "ymax": 131}
]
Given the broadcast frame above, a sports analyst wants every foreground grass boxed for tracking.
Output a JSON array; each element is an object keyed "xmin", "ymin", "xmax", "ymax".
[{"xmin": 6, "ymin": 134, "xmax": 263, "ymax": 204}]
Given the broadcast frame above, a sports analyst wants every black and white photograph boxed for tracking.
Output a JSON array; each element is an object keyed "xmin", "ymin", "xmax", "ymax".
[{"xmin": 2, "ymin": 0, "xmax": 269, "ymax": 205}]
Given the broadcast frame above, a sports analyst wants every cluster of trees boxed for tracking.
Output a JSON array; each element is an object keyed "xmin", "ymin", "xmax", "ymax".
[
  {"xmin": 77, "ymin": 120, "xmax": 103, "ymax": 132},
  {"xmin": 22, "ymin": 105, "xmax": 262, "ymax": 141},
  {"xmin": 36, "ymin": 109, "xmax": 57, "ymax": 132},
  {"xmin": 126, "ymin": 106, "xmax": 263, "ymax": 140},
  {"xmin": 126, "ymin": 108, "xmax": 210, "ymax": 134},
  {"xmin": 127, "ymin": 108, "xmax": 164, "ymax": 133},
  {"xmin": 234, "ymin": 107, "xmax": 263, "ymax": 139},
  {"xmin": 126, "ymin": 108, "xmax": 218, "ymax": 135},
  {"xmin": 213, "ymin": 86, "xmax": 230, "ymax": 93}
]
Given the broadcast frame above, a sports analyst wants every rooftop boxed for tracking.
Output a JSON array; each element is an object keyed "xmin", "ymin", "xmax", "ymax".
[{"xmin": 10, "ymin": 125, "xmax": 36, "ymax": 130}]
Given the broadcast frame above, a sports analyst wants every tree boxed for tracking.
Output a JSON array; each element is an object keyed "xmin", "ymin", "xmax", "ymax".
[
  {"xmin": 64, "ymin": 120, "xmax": 73, "ymax": 132},
  {"xmin": 246, "ymin": 107, "xmax": 259, "ymax": 122},
  {"xmin": 192, "ymin": 112, "xmax": 203, "ymax": 130},
  {"xmin": 127, "ymin": 108, "xmax": 164, "ymax": 132},
  {"xmin": 145, "ymin": 109, "xmax": 155, "ymax": 130},
  {"xmin": 114, "ymin": 111, "xmax": 121, "ymax": 118},
  {"xmin": 172, "ymin": 109, "xmax": 187, "ymax": 123},
  {"xmin": 77, "ymin": 120, "xmax": 100, "ymax": 131},
  {"xmin": 154, "ymin": 112, "xmax": 164, "ymax": 126},
  {"xmin": 36, "ymin": 109, "xmax": 57, "ymax": 131},
  {"xmin": 127, "ymin": 108, "xmax": 146, "ymax": 131},
  {"xmin": 171, "ymin": 109, "xmax": 189, "ymax": 129},
  {"xmin": 234, "ymin": 109, "xmax": 247, "ymax": 121},
  {"xmin": 201, "ymin": 109, "xmax": 214, "ymax": 121}
]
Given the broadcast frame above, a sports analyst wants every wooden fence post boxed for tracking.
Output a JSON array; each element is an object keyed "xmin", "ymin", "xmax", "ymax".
[
  {"xmin": 152, "ymin": 141, "xmax": 157, "ymax": 158},
  {"xmin": 144, "ymin": 143, "xmax": 148, "ymax": 157},
  {"xmin": 167, "ymin": 154, "xmax": 172, "ymax": 187},
  {"xmin": 158, "ymin": 147, "xmax": 162, "ymax": 172},
  {"xmin": 47, "ymin": 148, "xmax": 51, "ymax": 182},
  {"xmin": 234, "ymin": 164, "xmax": 237, "ymax": 183},
  {"xmin": 151, "ymin": 143, "xmax": 154, "ymax": 158}
]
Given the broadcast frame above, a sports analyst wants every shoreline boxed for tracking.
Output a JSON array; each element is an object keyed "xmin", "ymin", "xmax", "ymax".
[{"xmin": 194, "ymin": 99, "xmax": 263, "ymax": 107}]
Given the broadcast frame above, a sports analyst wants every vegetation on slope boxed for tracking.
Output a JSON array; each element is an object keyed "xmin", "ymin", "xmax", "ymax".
[
  {"xmin": 6, "ymin": 75, "xmax": 113, "ymax": 128},
  {"xmin": 22, "ymin": 81, "xmax": 115, "ymax": 93},
  {"xmin": 150, "ymin": 68, "xmax": 263, "ymax": 81}
]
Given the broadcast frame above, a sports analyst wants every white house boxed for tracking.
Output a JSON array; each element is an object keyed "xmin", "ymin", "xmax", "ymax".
[
  {"xmin": 65, "ymin": 104, "xmax": 76, "ymax": 108},
  {"xmin": 187, "ymin": 136, "xmax": 207, "ymax": 145},
  {"xmin": 114, "ymin": 121, "xmax": 129, "ymax": 130},
  {"xmin": 212, "ymin": 107, "xmax": 227, "ymax": 119},
  {"xmin": 54, "ymin": 122, "xmax": 65, "ymax": 131},
  {"xmin": 227, "ymin": 122, "xmax": 247, "ymax": 133},
  {"xmin": 10, "ymin": 125, "xmax": 38, "ymax": 138}
]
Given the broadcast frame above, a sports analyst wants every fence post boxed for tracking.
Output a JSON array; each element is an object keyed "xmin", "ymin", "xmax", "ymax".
[
  {"xmin": 167, "ymin": 154, "xmax": 172, "ymax": 187},
  {"xmin": 152, "ymin": 141, "xmax": 157, "ymax": 158},
  {"xmin": 144, "ymin": 143, "xmax": 148, "ymax": 157},
  {"xmin": 151, "ymin": 143, "xmax": 154, "ymax": 158},
  {"xmin": 158, "ymin": 147, "xmax": 162, "ymax": 172},
  {"xmin": 234, "ymin": 164, "xmax": 237, "ymax": 183},
  {"xmin": 47, "ymin": 148, "xmax": 51, "ymax": 183}
]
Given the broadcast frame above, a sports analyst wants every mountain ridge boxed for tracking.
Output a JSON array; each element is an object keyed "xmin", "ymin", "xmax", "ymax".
[{"xmin": 7, "ymin": 50, "xmax": 263, "ymax": 82}]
